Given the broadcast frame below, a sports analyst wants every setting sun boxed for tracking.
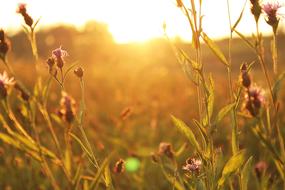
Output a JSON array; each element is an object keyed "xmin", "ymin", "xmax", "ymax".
[{"xmin": 1, "ymin": 0, "xmax": 283, "ymax": 43}]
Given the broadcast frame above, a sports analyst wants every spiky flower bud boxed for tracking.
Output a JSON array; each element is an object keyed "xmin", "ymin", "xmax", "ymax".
[
  {"xmin": 176, "ymin": 0, "xmax": 183, "ymax": 8},
  {"xmin": 16, "ymin": 3, "xmax": 34, "ymax": 27}
]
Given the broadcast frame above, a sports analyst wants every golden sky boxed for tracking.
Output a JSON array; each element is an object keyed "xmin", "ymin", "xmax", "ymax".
[{"xmin": 0, "ymin": 0, "xmax": 284, "ymax": 43}]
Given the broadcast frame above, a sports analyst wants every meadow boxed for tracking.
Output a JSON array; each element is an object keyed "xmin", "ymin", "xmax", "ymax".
[{"xmin": 1, "ymin": 0, "xmax": 285, "ymax": 189}]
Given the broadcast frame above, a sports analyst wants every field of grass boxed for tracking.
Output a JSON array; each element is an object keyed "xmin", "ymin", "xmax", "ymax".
[{"xmin": 1, "ymin": 1, "xmax": 285, "ymax": 190}]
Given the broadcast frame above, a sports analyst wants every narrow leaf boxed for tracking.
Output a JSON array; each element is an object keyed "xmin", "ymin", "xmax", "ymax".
[
  {"xmin": 202, "ymin": 32, "xmax": 229, "ymax": 67},
  {"xmin": 171, "ymin": 115, "xmax": 201, "ymax": 152},
  {"xmin": 214, "ymin": 103, "xmax": 236, "ymax": 124},
  {"xmin": 241, "ymin": 156, "xmax": 253, "ymax": 190},
  {"xmin": 218, "ymin": 149, "xmax": 247, "ymax": 188}
]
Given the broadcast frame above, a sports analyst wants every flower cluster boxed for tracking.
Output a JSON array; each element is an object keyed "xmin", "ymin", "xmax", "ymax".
[
  {"xmin": 58, "ymin": 91, "xmax": 76, "ymax": 124},
  {"xmin": 182, "ymin": 157, "xmax": 202, "ymax": 175},
  {"xmin": 0, "ymin": 71, "xmax": 15, "ymax": 99},
  {"xmin": 16, "ymin": 3, "xmax": 34, "ymax": 27},
  {"xmin": 0, "ymin": 29, "xmax": 10, "ymax": 61}
]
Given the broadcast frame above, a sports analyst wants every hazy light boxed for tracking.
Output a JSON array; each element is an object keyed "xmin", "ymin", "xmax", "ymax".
[{"xmin": 0, "ymin": 0, "xmax": 284, "ymax": 43}]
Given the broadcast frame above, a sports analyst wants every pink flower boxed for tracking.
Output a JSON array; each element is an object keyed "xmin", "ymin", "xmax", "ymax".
[
  {"xmin": 52, "ymin": 47, "xmax": 68, "ymax": 68},
  {"xmin": 262, "ymin": 1, "xmax": 282, "ymax": 16},
  {"xmin": 52, "ymin": 46, "xmax": 68, "ymax": 59},
  {"xmin": 262, "ymin": 1, "xmax": 283, "ymax": 29},
  {"xmin": 182, "ymin": 157, "xmax": 202, "ymax": 175}
]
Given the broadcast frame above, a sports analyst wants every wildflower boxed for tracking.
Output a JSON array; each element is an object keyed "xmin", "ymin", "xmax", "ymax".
[
  {"xmin": 0, "ymin": 71, "xmax": 15, "ymax": 99},
  {"xmin": 58, "ymin": 91, "xmax": 76, "ymax": 123},
  {"xmin": 182, "ymin": 157, "xmax": 202, "ymax": 175},
  {"xmin": 262, "ymin": 1, "xmax": 283, "ymax": 33},
  {"xmin": 16, "ymin": 3, "xmax": 33, "ymax": 27},
  {"xmin": 244, "ymin": 86, "xmax": 265, "ymax": 117},
  {"xmin": 114, "ymin": 159, "xmax": 125, "ymax": 173},
  {"xmin": 158, "ymin": 142, "xmax": 174, "ymax": 159},
  {"xmin": 0, "ymin": 29, "xmax": 4, "ymax": 41},
  {"xmin": 52, "ymin": 47, "xmax": 68, "ymax": 69},
  {"xmin": 250, "ymin": 0, "xmax": 262, "ymax": 22},
  {"xmin": 74, "ymin": 67, "xmax": 84, "ymax": 78}
]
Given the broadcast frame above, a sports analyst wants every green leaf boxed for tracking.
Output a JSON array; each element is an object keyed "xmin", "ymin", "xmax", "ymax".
[
  {"xmin": 201, "ymin": 32, "xmax": 229, "ymax": 67},
  {"xmin": 171, "ymin": 115, "xmax": 201, "ymax": 152},
  {"xmin": 272, "ymin": 71, "xmax": 285, "ymax": 103},
  {"xmin": 218, "ymin": 149, "xmax": 247, "ymax": 188},
  {"xmin": 214, "ymin": 103, "xmax": 236, "ymax": 125},
  {"xmin": 241, "ymin": 156, "xmax": 253, "ymax": 190}
]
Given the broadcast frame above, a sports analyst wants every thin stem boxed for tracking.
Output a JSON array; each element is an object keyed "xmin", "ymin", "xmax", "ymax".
[{"xmin": 226, "ymin": 0, "xmax": 239, "ymax": 155}]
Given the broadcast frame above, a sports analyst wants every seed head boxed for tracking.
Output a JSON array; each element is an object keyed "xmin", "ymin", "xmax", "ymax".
[
  {"xmin": 158, "ymin": 142, "xmax": 174, "ymax": 159},
  {"xmin": 114, "ymin": 159, "xmax": 125, "ymax": 173},
  {"xmin": 74, "ymin": 67, "xmax": 84, "ymax": 78},
  {"xmin": 250, "ymin": 0, "xmax": 262, "ymax": 22}
]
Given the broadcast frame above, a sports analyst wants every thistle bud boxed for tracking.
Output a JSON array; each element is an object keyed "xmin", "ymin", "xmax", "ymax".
[
  {"xmin": 176, "ymin": 0, "xmax": 183, "ymax": 8},
  {"xmin": 74, "ymin": 67, "xmax": 84, "ymax": 78},
  {"xmin": 240, "ymin": 63, "xmax": 251, "ymax": 88}
]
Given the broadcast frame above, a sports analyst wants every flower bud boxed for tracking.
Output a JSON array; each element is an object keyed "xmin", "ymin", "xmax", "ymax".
[{"xmin": 74, "ymin": 67, "xmax": 84, "ymax": 78}]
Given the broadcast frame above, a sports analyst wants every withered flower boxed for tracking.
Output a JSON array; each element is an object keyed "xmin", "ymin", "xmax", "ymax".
[{"xmin": 158, "ymin": 142, "xmax": 174, "ymax": 159}]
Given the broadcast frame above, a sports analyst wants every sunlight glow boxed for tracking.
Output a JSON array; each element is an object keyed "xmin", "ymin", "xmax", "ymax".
[{"xmin": 0, "ymin": 0, "xmax": 284, "ymax": 43}]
